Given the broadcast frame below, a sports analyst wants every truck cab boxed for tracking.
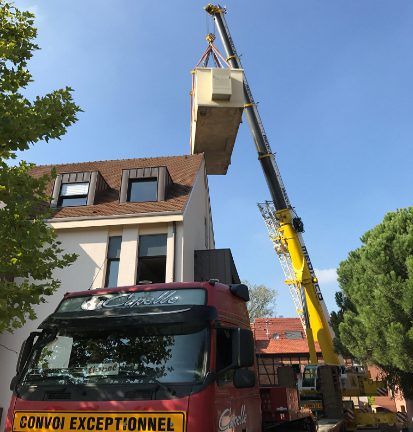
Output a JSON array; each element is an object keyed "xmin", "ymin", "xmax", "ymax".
[{"xmin": 6, "ymin": 282, "xmax": 261, "ymax": 432}]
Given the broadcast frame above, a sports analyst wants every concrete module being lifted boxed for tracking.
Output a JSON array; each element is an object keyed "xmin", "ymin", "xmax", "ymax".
[{"xmin": 190, "ymin": 67, "xmax": 244, "ymax": 175}]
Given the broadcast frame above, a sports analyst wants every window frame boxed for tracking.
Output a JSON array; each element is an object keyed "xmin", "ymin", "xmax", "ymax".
[
  {"xmin": 104, "ymin": 236, "xmax": 122, "ymax": 288},
  {"xmin": 127, "ymin": 178, "xmax": 158, "ymax": 203},
  {"xmin": 136, "ymin": 234, "xmax": 167, "ymax": 284},
  {"xmin": 57, "ymin": 182, "xmax": 89, "ymax": 208}
]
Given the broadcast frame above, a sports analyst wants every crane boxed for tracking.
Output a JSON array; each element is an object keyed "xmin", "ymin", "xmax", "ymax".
[
  {"xmin": 204, "ymin": 3, "xmax": 340, "ymax": 366},
  {"xmin": 202, "ymin": 6, "xmax": 390, "ymax": 410}
]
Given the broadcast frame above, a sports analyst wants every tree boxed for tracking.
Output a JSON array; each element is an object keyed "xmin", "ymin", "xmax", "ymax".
[
  {"xmin": 330, "ymin": 291, "xmax": 355, "ymax": 359},
  {"xmin": 0, "ymin": 1, "xmax": 81, "ymax": 332},
  {"xmin": 244, "ymin": 280, "xmax": 277, "ymax": 321},
  {"xmin": 334, "ymin": 207, "xmax": 413, "ymax": 397}
]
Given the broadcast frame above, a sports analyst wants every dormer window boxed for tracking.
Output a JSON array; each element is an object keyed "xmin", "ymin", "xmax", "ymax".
[
  {"xmin": 120, "ymin": 166, "xmax": 172, "ymax": 204},
  {"xmin": 127, "ymin": 178, "xmax": 158, "ymax": 202},
  {"xmin": 51, "ymin": 171, "xmax": 109, "ymax": 208},
  {"xmin": 58, "ymin": 182, "xmax": 89, "ymax": 207}
]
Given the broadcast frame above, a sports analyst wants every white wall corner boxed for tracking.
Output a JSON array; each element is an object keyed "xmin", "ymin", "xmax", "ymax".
[
  {"xmin": 117, "ymin": 226, "xmax": 139, "ymax": 287},
  {"xmin": 174, "ymin": 222, "xmax": 184, "ymax": 282},
  {"xmin": 165, "ymin": 223, "xmax": 175, "ymax": 283}
]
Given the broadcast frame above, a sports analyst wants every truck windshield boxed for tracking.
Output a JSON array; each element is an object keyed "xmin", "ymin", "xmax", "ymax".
[{"xmin": 21, "ymin": 323, "xmax": 208, "ymax": 386}]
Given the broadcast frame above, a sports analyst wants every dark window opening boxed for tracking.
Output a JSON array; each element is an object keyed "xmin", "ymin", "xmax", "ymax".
[
  {"xmin": 216, "ymin": 328, "xmax": 234, "ymax": 384},
  {"xmin": 127, "ymin": 178, "xmax": 157, "ymax": 202},
  {"xmin": 136, "ymin": 257, "xmax": 166, "ymax": 284},
  {"xmin": 137, "ymin": 234, "xmax": 167, "ymax": 284},
  {"xmin": 105, "ymin": 236, "xmax": 122, "ymax": 288},
  {"xmin": 58, "ymin": 182, "xmax": 89, "ymax": 207}
]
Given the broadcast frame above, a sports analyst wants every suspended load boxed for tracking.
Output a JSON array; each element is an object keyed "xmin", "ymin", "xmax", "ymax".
[
  {"xmin": 190, "ymin": 35, "xmax": 244, "ymax": 175},
  {"xmin": 191, "ymin": 67, "xmax": 244, "ymax": 175}
]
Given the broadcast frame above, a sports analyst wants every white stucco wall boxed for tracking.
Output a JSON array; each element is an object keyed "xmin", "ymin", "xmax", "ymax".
[
  {"xmin": 181, "ymin": 164, "xmax": 215, "ymax": 281},
  {"xmin": 0, "ymin": 228, "xmax": 108, "ymax": 427}
]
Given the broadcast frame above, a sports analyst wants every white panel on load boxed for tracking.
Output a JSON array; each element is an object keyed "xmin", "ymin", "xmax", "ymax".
[
  {"xmin": 211, "ymin": 68, "xmax": 231, "ymax": 101},
  {"xmin": 191, "ymin": 67, "xmax": 244, "ymax": 175}
]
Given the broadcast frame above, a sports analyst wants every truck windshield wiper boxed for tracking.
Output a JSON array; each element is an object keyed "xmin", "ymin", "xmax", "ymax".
[
  {"xmin": 26, "ymin": 373, "xmax": 76, "ymax": 384},
  {"xmin": 116, "ymin": 372, "xmax": 174, "ymax": 395},
  {"xmin": 143, "ymin": 376, "xmax": 174, "ymax": 395}
]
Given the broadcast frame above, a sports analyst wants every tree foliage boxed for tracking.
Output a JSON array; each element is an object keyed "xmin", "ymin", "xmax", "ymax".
[
  {"xmin": 0, "ymin": 1, "xmax": 80, "ymax": 332},
  {"xmin": 330, "ymin": 291, "xmax": 355, "ymax": 359},
  {"xmin": 334, "ymin": 207, "xmax": 413, "ymax": 397},
  {"xmin": 244, "ymin": 280, "xmax": 277, "ymax": 321}
]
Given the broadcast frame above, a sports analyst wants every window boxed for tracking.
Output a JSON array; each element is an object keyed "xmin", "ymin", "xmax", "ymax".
[
  {"xmin": 136, "ymin": 234, "xmax": 167, "ymax": 284},
  {"xmin": 58, "ymin": 182, "xmax": 89, "ymax": 207},
  {"xmin": 119, "ymin": 167, "xmax": 172, "ymax": 204},
  {"xmin": 216, "ymin": 328, "xmax": 234, "ymax": 384},
  {"xmin": 127, "ymin": 178, "xmax": 157, "ymax": 202},
  {"xmin": 104, "ymin": 236, "xmax": 122, "ymax": 288},
  {"xmin": 285, "ymin": 331, "xmax": 303, "ymax": 339},
  {"xmin": 51, "ymin": 171, "xmax": 109, "ymax": 209},
  {"xmin": 21, "ymin": 324, "xmax": 209, "ymax": 386}
]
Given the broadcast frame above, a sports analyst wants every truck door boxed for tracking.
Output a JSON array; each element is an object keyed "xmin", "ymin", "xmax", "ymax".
[{"xmin": 214, "ymin": 327, "xmax": 261, "ymax": 432}]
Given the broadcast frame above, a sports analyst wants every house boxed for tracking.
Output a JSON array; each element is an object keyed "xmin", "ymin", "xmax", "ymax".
[
  {"xmin": 252, "ymin": 317, "xmax": 322, "ymax": 386},
  {"xmin": 252, "ymin": 317, "xmax": 409, "ymax": 416},
  {"xmin": 0, "ymin": 153, "xmax": 220, "ymax": 428}
]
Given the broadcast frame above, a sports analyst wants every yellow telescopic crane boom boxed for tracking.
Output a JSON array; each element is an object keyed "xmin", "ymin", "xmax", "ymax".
[{"xmin": 205, "ymin": 4, "xmax": 341, "ymax": 366}]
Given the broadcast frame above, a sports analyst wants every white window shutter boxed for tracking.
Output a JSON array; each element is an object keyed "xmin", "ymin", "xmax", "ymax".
[{"xmin": 61, "ymin": 182, "xmax": 89, "ymax": 196}]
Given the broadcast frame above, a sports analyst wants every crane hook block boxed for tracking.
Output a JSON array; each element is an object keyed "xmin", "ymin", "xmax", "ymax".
[{"xmin": 206, "ymin": 33, "xmax": 216, "ymax": 44}]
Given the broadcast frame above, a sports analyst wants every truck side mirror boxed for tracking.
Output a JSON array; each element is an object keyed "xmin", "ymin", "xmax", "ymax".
[
  {"xmin": 232, "ymin": 328, "xmax": 254, "ymax": 368},
  {"xmin": 229, "ymin": 284, "xmax": 249, "ymax": 301},
  {"xmin": 10, "ymin": 375, "xmax": 18, "ymax": 391},
  {"xmin": 233, "ymin": 368, "xmax": 256, "ymax": 388}
]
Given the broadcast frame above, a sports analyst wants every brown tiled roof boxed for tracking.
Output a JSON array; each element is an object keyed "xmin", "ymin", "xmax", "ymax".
[
  {"xmin": 251, "ymin": 317, "xmax": 321, "ymax": 355},
  {"xmin": 29, "ymin": 154, "xmax": 204, "ymax": 219}
]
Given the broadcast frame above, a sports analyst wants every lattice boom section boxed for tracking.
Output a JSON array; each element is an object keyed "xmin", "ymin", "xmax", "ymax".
[{"xmin": 258, "ymin": 202, "xmax": 306, "ymax": 331}]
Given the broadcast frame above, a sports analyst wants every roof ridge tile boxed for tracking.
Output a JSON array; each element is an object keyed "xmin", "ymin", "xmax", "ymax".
[{"xmin": 32, "ymin": 153, "xmax": 203, "ymax": 169}]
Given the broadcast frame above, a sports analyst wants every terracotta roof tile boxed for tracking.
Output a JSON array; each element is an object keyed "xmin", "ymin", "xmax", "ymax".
[
  {"xmin": 252, "ymin": 317, "xmax": 321, "ymax": 355},
  {"xmin": 252, "ymin": 317, "xmax": 305, "ymax": 340},
  {"xmin": 255, "ymin": 338, "xmax": 321, "ymax": 355},
  {"xmin": 29, "ymin": 154, "xmax": 204, "ymax": 219}
]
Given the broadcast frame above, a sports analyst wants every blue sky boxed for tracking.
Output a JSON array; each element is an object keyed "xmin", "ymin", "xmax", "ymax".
[{"xmin": 14, "ymin": 0, "xmax": 413, "ymax": 316}]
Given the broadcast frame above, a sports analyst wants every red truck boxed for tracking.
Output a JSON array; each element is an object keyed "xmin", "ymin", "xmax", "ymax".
[{"xmin": 6, "ymin": 282, "xmax": 315, "ymax": 432}]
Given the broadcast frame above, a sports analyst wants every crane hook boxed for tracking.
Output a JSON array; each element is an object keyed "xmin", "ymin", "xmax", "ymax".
[{"xmin": 206, "ymin": 33, "xmax": 216, "ymax": 45}]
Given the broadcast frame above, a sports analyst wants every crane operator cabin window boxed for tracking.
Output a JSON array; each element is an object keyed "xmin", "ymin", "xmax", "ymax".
[{"xmin": 137, "ymin": 234, "xmax": 167, "ymax": 284}]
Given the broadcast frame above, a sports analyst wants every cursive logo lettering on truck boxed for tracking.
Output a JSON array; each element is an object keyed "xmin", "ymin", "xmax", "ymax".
[
  {"xmin": 81, "ymin": 291, "xmax": 180, "ymax": 311},
  {"xmin": 219, "ymin": 405, "xmax": 247, "ymax": 432}
]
